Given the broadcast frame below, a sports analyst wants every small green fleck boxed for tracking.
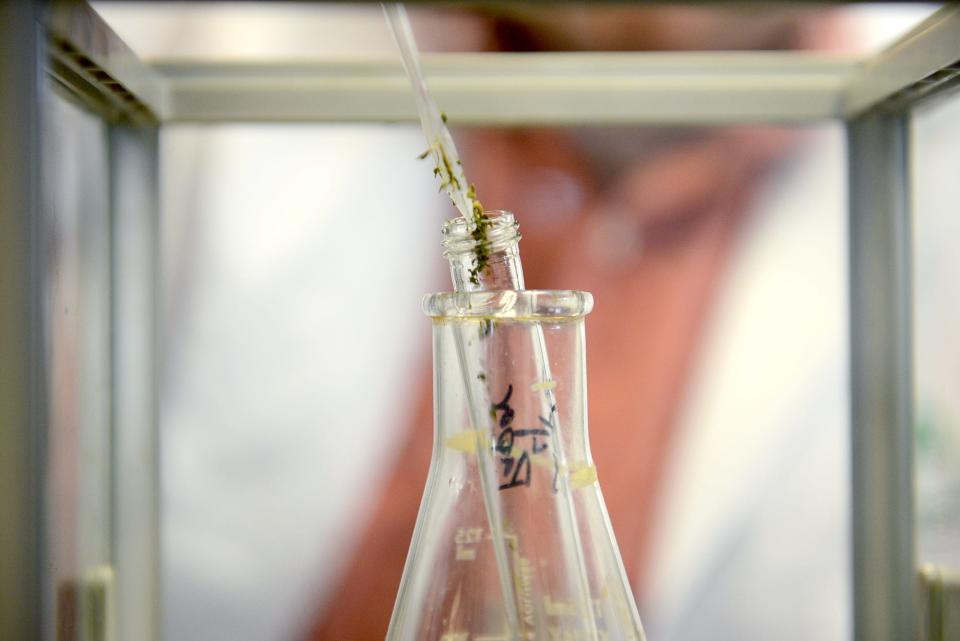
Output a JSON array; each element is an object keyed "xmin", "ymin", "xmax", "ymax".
[
  {"xmin": 441, "ymin": 111, "xmax": 448, "ymax": 123},
  {"xmin": 418, "ymin": 143, "xmax": 492, "ymax": 285}
]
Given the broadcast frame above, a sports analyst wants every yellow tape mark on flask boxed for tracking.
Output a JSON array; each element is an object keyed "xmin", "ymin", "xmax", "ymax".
[
  {"xmin": 569, "ymin": 462, "xmax": 598, "ymax": 489},
  {"xmin": 445, "ymin": 429, "xmax": 490, "ymax": 454},
  {"xmin": 530, "ymin": 379, "xmax": 558, "ymax": 392},
  {"xmin": 529, "ymin": 453, "xmax": 554, "ymax": 469}
]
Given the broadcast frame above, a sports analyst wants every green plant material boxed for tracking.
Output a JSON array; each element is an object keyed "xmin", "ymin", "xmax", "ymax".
[
  {"xmin": 467, "ymin": 184, "xmax": 491, "ymax": 285},
  {"xmin": 479, "ymin": 317, "xmax": 494, "ymax": 338},
  {"xmin": 416, "ymin": 134, "xmax": 492, "ymax": 286}
]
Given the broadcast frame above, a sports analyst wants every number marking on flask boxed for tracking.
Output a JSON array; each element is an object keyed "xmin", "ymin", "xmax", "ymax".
[
  {"xmin": 454, "ymin": 527, "xmax": 483, "ymax": 561},
  {"xmin": 513, "ymin": 555, "xmax": 535, "ymax": 628},
  {"xmin": 492, "ymin": 385, "xmax": 556, "ymax": 491},
  {"xmin": 455, "ymin": 546, "xmax": 476, "ymax": 561}
]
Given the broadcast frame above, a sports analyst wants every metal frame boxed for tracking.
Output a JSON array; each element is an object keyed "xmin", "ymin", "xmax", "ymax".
[
  {"xmin": 847, "ymin": 110, "xmax": 914, "ymax": 641},
  {"xmin": 845, "ymin": 4, "xmax": 960, "ymax": 116},
  {"xmin": 156, "ymin": 53, "xmax": 859, "ymax": 124},
  {"xmin": 110, "ymin": 123, "xmax": 160, "ymax": 641},
  {"xmin": 844, "ymin": 8, "xmax": 960, "ymax": 641},
  {"xmin": 4, "ymin": 1, "xmax": 959, "ymax": 640},
  {"xmin": 45, "ymin": 0, "xmax": 164, "ymax": 123},
  {"xmin": 13, "ymin": 3, "xmax": 162, "ymax": 641},
  {"xmin": 918, "ymin": 566, "xmax": 960, "ymax": 641},
  {"xmin": 0, "ymin": 3, "xmax": 43, "ymax": 641}
]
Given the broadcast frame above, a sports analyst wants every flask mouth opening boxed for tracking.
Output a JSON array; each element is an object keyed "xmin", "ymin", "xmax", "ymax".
[{"xmin": 441, "ymin": 210, "xmax": 520, "ymax": 258}]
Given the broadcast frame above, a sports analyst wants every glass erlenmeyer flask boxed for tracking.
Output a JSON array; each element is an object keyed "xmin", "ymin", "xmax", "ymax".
[{"xmin": 387, "ymin": 213, "xmax": 645, "ymax": 641}]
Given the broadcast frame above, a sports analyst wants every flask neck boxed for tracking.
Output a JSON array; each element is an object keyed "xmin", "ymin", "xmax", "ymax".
[{"xmin": 442, "ymin": 210, "xmax": 524, "ymax": 292}]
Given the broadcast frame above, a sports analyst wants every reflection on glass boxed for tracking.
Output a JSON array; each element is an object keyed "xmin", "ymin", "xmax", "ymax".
[
  {"xmin": 913, "ymin": 94, "xmax": 960, "ymax": 572},
  {"xmin": 41, "ymin": 88, "xmax": 113, "ymax": 639}
]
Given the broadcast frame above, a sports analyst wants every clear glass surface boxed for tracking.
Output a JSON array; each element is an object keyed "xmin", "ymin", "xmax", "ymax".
[
  {"xmin": 913, "ymin": 93, "xmax": 960, "ymax": 572},
  {"xmin": 41, "ymin": 87, "xmax": 114, "ymax": 641},
  {"xmin": 388, "ymin": 290, "xmax": 644, "ymax": 641},
  {"xmin": 93, "ymin": 3, "xmax": 937, "ymax": 60},
  {"xmin": 153, "ymin": 123, "xmax": 850, "ymax": 641}
]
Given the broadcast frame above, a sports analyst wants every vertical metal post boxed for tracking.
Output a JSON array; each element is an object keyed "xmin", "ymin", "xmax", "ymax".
[
  {"xmin": 0, "ymin": 1, "xmax": 43, "ymax": 640},
  {"xmin": 110, "ymin": 123, "xmax": 160, "ymax": 641},
  {"xmin": 848, "ymin": 110, "xmax": 915, "ymax": 641}
]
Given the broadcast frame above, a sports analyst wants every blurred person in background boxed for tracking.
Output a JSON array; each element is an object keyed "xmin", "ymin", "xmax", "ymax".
[{"xmin": 307, "ymin": 6, "xmax": 850, "ymax": 641}]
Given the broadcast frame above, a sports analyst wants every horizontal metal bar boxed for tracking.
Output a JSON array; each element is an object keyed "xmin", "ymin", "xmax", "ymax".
[
  {"xmin": 41, "ymin": 3, "xmax": 960, "ymax": 125},
  {"xmin": 155, "ymin": 53, "xmax": 860, "ymax": 124},
  {"xmin": 845, "ymin": 4, "xmax": 960, "ymax": 116}
]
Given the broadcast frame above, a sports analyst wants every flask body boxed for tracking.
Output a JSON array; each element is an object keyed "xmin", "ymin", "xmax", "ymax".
[{"xmin": 388, "ymin": 290, "xmax": 645, "ymax": 641}]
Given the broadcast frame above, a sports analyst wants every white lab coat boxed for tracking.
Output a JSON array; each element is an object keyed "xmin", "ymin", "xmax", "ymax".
[{"xmin": 643, "ymin": 126, "xmax": 850, "ymax": 641}]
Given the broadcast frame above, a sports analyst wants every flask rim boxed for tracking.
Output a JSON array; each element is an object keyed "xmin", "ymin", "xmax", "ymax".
[
  {"xmin": 441, "ymin": 210, "xmax": 520, "ymax": 258},
  {"xmin": 422, "ymin": 290, "xmax": 593, "ymax": 320}
]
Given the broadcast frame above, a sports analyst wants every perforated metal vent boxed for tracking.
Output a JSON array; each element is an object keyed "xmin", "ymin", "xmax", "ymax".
[{"xmin": 48, "ymin": 35, "xmax": 156, "ymax": 124}]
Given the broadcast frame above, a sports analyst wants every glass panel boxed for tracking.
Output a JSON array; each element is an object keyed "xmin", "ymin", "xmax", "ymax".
[
  {"xmin": 92, "ymin": 2, "xmax": 937, "ymax": 61},
  {"xmin": 158, "ymin": 124, "xmax": 438, "ymax": 641},
  {"xmin": 913, "ymin": 93, "xmax": 960, "ymax": 572},
  {"xmin": 159, "ymin": 121, "xmax": 849, "ymax": 641},
  {"xmin": 41, "ymin": 87, "xmax": 113, "ymax": 640}
]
